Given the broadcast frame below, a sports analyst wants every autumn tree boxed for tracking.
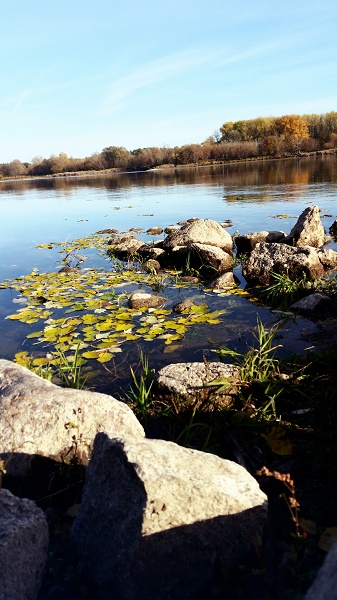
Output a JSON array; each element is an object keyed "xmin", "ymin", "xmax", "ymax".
[{"xmin": 102, "ymin": 146, "xmax": 130, "ymax": 169}]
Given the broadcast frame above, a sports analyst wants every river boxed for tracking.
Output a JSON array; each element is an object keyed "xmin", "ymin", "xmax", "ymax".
[{"xmin": 1, "ymin": 156, "xmax": 337, "ymax": 394}]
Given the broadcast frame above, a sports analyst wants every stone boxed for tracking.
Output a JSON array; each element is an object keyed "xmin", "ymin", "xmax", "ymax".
[
  {"xmin": 211, "ymin": 271, "xmax": 238, "ymax": 290},
  {"xmin": 164, "ymin": 225, "xmax": 180, "ymax": 234},
  {"xmin": 317, "ymin": 248, "xmax": 337, "ymax": 269},
  {"xmin": 72, "ymin": 432, "xmax": 268, "ymax": 600},
  {"xmin": 242, "ymin": 243, "xmax": 325, "ymax": 286},
  {"xmin": 0, "ymin": 359, "xmax": 144, "ymax": 478},
  {"xmin": 283, "ymin": 205, "xmax": 325, "ymax": 248},
  {"xmin": 329, "ymin": 219, "xmax": 337, "ymax": 237},
  {"xmin": 189, "ymin": 243, "xmax": 233, "ymax": 274},
  {"xmin": 290, "ymin": 293, "xmax": 336, "ymax": 319},
  {"xmin": 235, "ymin": 231, "xmax": 285, "ymax": 256},
  {"xmin": 155, "ymin": 361, "xmax": 239, "ymax": 409},
  {"xmin": 128, "ymin": 292, "xmax": 167, "ymax": 309},
  {"xmin": 163, "ymin": 219, "xmax": 233, "ymax": 254},
  {"xmin": 173, "ymin": 298, "xmax": 195, "ymax": 313},
  {"xmin": 304, "ymin": 540, "xmax": 337, "ymax": 599},
  {"xmin": 143, "ymin": 259, "xmax": 161, "ymax": 273},
  {"xmin": 107, "ymin": 235, "xmax": 144, "ymax": 258},
  {"xmin": 0, "ymin": 488, "xmax": 49, "ymax": 600},
  {"xmin": 146, "ymin": 226, "xmax": 163, "ymax": 235}
]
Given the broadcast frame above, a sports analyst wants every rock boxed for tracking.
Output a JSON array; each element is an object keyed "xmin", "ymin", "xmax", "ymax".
[
  {"xmin": 0, "ymin": 488, "xmax": 49, "ymax": 600},
  {"xmin": 72, "ymin": 432, "xmax": 268, "ymax": 600},
  {"xmin": 211, "ymin": 271, "xmax": 238, "ymax": 290},
  {"xmin": 189, "ymin": 243, "xmax": 233, "ymax": 274},
  {"xmin": 235, "ymin": 231, "xmax": 285, "ymax": 256},
  {"xmin": 143, "ymin": 259, "xmax": 161, "ymax": 273},
  {"xmin": 128, "ymin": 292, "xmax": 167, "ymax": 309},
  {"xmin": 329, "ymin": 219, "xmax": 337, "ymax": 237},
  {"xmin": 107, "ymin": 235, "xmax": 144, "ymax": 258},
  {"xmin": 146, "ymin": 226, "xmax": 163, "ymax": 235},
  {"xmin": 163, "ymin": 219, "xmax": 233, "ymax": 254},
  {"xmin": 304, "ymin": 540, "xmax": 337, "ymax": 599},
  {"xmin": 317, "ymin": 248, "xmax": 337, "ymax": 269},
  {"xmin": 0, "ymin": 359, "xmax": 144, "ymax": 478},
  {"xmin": 283, "ymin": 205, "xmax": 325, "ymax": 248},
  {"xmin": 172, "ymin": 299, "xmax": 195, "ymax": 313},
  {"xmin": 137, "ymin": 244, "xmax": 167, "ymax": 264},
  {"xmin": 178, "ymin": 275, "xmax": 200, "ymax": 283},
  {"xmin": 164, "ymin": 225, "xmax": 181, "ymax": 234},
  {"xmin": 290, "ymin": 293, "xmax": 336, "ymax": 319},
  {"xmin": 242, "ymin": 243, "xmax": 325, "ymax": 286},
  {"xmin": 220, "ymin": 220, "xmax": 233, "ymax": 228},
  {"xmin": 155, "ymin": 361, "xmax": 239, "ymax": 409}
]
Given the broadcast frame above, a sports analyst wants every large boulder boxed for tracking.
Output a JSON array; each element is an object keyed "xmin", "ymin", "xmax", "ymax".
[
  {"xmin": 242, "ymin": 243, "xmax": 325, "ymax": 286},
  {"xmin": 163, "ymin": 219, "xmax": 233, "ymax": 254},
  {"xmin": 0, "ymin": 360, "xmax": 144, "ymax": 478},
  {"xmin": 283, "ymin": 205, "xmax": 325, "ymax": 248},
  {"xmin": 72, "ymin": 432, "xmax": 268, "ymax": 600},
  {"xmin": 0, "ymin": 488, "xmax": 49, "ymax": 600}
]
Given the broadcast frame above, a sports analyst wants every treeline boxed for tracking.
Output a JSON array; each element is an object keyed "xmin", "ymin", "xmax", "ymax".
[{"xmin": 1, "ymin": 111, "xmax": 337, "ymax": 178}]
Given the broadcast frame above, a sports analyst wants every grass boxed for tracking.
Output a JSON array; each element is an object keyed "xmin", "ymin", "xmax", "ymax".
[
  {"xmin": 125, "ymin": 349, "xmax": 154, "ymax": 416},
  {"xmin": 266, "ymin": 271, "xmax": 308, "ymax": 310}
]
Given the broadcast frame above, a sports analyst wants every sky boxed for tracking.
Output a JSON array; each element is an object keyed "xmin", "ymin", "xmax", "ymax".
[{"xmin": 1, "ymin": 0, "xmax": 337, "ymax": 163}]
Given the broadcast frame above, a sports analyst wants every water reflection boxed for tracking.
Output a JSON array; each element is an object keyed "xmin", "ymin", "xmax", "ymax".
[{"xmin": 1, "ymin": 156, "xmax": 336, "ymax": 196}]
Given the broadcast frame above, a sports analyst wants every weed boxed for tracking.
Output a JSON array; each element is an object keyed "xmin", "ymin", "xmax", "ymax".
[
  {"xmin": 53, "ymin": 343, "xmax": 88, "ymax": 389},
  {"xmin": 208, "ymin": 319, "xmax": 283, "ymax": 420},
  {"xmin": 125, "ymin": 349, "xmax": 154, "ymax": 416},
  {"xmin": 266, "ymin": 271, "xmax": 307, "ymax": 310}
]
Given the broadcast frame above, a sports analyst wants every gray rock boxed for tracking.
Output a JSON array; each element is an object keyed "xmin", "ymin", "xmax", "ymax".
[
  {"xmin": 242, "ymin": 243, "xmax": 325, "ymax": 286},
  {"xmin": 143, "ymin": 259, "xmax": 161, "ymax": 273},
  {"xmin": 146, "ymin": 226, "xmax": 163, "ymax": 235},
  {"xmin": 172, "ymin": 298, "xmax": 195, "ymax": 313},
  {"xmin": 128, "ymin": 292, "xmax": 167, "ymax": 309},
  {"xmin": 305, "ymin": 540, "xmax": 337, "ymax": 599},
  {"xmin": 72, "ymin": 432, "xmax": 268, "ymax": 600},
  {"xmin": 235, "ymin": 231, "xmax": 285, "ymax": 255},
  {"xmin": 189, "ymin": 243, "xmax": 233, "ymax": 273},
  {"xmin": 0, "ymin": 359, "xmax": 144, "ymax": 477},
  {"xmin": 164, "ymin": 225, "xmax": 181, "ymax": 234},
  {"xmin": 211, "ymin": 271, "xmax": 238, "ymax": 290},
  {"xmin": 163, "ymin": 219, "xmax": 233, "ymax": 254},
  {"xmin": 0, "ymin": 488, "xmax": 49, "ymax": 600},
  {"xmin": 317, "ymin": 248, "xmax": 337, "ymax": 269},
  {"xmin": 155, "ymin": 361, "xmax": 239, "ymax": 409},
  {"xmin": 284, "ymin": 205, "xmax": 325, "ymax": 248},
  {"xmin": 107, "ymin": 235, "xmax": 144, "ymax": 258},
  {"xmin": 290, "ymin": 293, "xmax": 335, "ymax": 319},
  {"xmin": 329, "ymin": 219, "xmax": 337, "ymax": 237}
]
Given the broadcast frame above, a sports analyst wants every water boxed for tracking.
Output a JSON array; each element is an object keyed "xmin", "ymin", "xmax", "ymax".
[{"xmin": 1, "ymin": 156, "xmax": 337, "ymax": 393}]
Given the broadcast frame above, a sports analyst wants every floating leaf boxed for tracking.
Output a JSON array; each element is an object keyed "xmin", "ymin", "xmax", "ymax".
[{"xmin": 261, "ymin": 427, "xmax": 292, "ymax": 456}]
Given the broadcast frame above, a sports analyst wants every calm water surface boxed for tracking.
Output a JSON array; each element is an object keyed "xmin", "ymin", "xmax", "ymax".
[{"xmin": 1, "ymin": 156, "xmax": 337, "ymax": 393}]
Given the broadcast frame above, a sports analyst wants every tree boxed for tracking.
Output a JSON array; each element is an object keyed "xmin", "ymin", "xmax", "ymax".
[{"xmin": 101, "ymin": 146, "xmax": 130, "ymax": 169}]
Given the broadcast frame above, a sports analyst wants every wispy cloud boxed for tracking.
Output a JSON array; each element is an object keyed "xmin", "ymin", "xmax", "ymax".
[{"xmin": 97, "ymin": 47, "xmax": 221, "ymax": 116}]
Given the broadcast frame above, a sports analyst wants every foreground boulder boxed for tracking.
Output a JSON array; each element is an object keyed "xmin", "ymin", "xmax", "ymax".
[
  {"xmin": 283, "ymin": 205, "xmax": 325, "ymax": 248},
  {"xmin": 72, "ymin": 432, "xmax": 268, "ymax": 600},
  {"xmin": 0, "ymin": 360, "xmax": 144, "ymax": 477},
  {"xmin": 0, "ymin": 488, "xmax": 48, "ymax": 600},
  {"xmin": 242, "ymin": 243, "xmax": 325, "ymax": 286}
]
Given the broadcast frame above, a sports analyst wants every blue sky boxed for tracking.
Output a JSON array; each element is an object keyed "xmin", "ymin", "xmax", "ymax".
[{"xmin": 1, "ymin": 0, "xmax": 337, "ymax": 163}]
